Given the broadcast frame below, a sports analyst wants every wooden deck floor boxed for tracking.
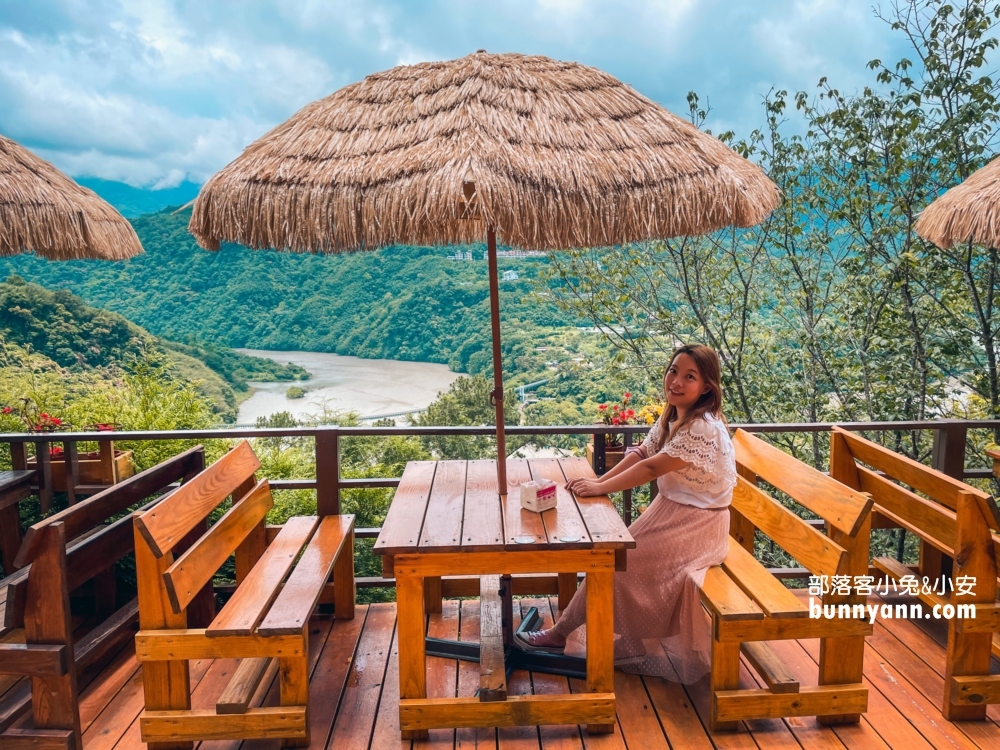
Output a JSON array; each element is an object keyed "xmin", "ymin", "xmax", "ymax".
[{"xmin": 16, "ymin": 592, "xmax": 1000, "ymax": 750}]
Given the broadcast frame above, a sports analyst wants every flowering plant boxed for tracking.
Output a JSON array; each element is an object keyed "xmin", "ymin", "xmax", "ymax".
[
  {"xmin": 636, "ymin": 403, "xmax": 664, "ymax": 425},
  {"xmin": 0, "ymin": 399, "xmax": 69, "ymax": 432},
  {"xmin": 596, "ymin": 392, "xmax": 640, "ymax": 447}
]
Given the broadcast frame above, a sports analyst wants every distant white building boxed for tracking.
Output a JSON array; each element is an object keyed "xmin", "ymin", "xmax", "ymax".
[{"xmin": 501, "ymin": 270, "xmax": 519, "ymax": 281}]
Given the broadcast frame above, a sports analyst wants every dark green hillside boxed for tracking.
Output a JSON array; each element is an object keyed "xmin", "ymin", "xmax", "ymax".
[
  {"xmin": 0, "ymin": 208, "xmax": 580, "ymax": 381},
  {"xmin": 0, "ymin": 278, "xmax": 305, "ymax": 418}
]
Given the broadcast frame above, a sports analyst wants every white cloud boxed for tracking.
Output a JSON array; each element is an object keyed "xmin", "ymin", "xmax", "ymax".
[{"xmin": 0, "ymin": 0, "xmax": 920, "ymax": 186}]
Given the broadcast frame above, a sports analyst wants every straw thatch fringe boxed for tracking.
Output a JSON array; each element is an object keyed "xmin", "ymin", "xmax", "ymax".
[
  {"xmin": 191, "ymin": 52, "xmax": 780, "ymax": 252},
  {"xmin": 0, "ymin": 134, "xmax": 142, "ymax": 260},
  {"xmin": 916, "ymin": 155, "xmax": 1000, "ymax": 249}
]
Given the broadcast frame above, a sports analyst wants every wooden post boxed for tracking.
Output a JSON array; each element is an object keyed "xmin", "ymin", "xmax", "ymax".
[
  {"xmin": 10, "ymin": 442, "xmax": 27, "ymax": 471},
  {"xmin": 396, "ymin": 572, "xmax": 427, "ymax": 740},
  {"xmin": 710, "ymin": 639, "xmax": 741, "ymax": 732},
  {"xmin": 731, "ymin": 464, "xmax": 758, "ymax": 554},
  {"xmin": 944, "ymin": 491, "xmax": 996, "ymax": 720},
  {"xmin": 622, "ymin": 432, "xmax": 632, "ymax": 524},
  {"xmin": 97, "ymin": 440, "xmax": 117, "ymax": 485},
  {"xmin": 593, "ymin": 433, "xmax": 606, "ymax": 475},
  {"xmin": 928, "ymin": 423, "xmax": 967, "ymax": 580},
  {"xmin": 279, "ymin": 628, "xmax": 310, "ymax": 748},
  {"xmin": 485, "ymin": 226, "xmax": 507, "ymax": 493},
  {"xmin": 64, "ymin": 441, "xmax": 80, "ymax": 506},
  {"xmin": 24, "ymin": 523, "xmax": 82, "ymax": 748},
  {"xmin": 820, "ymin": 427, "xmax": 868, "ymax": 723},
  {"xmin": 35, "ymin": 441, "xmax": 53, "ymax": 514},
  {"xmin": 134, "ymin": 516, "xmax": 192, "ymax": 750},
  {"xmin": 585, "ymin": 569, "xmax": 614, "ymax": 734},
  {"xmin": 817, "ymin": 513, "xmax": 870, "ymax": 725},
  {"xmin": 315, "ymin": 429, "xmax": 340, "ymax": 517},
  {"xmin": 333, "ymin": 527, "xmax": 355, "ymax": 620}
]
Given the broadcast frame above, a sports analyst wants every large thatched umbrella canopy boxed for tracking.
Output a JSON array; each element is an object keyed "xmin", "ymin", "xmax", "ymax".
[
  {"xmin": 916, "ymin": 155, "xmax": 1000, "ymax": 249},
  {"xmin": 190, "ymin": 51, "xmax": 780, "ymax": 252},
  {"xmin": 190, "ymin": 51, "xmax": 780, "ymax": 489},
  {"xmin": 0, "ymin": 134, "xmax": 142, "ymax": 260}
]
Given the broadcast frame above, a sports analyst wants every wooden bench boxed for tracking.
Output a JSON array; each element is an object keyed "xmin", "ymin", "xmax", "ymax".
[
  {"xmin": 829, "ymin": 426, "xmax": 1000, "ymax": 720},
  {"xmin": 699, "ymin": 429, "xmax": 875, "ymax": 731},
  {"xmin": 133, "ymin": 440, "xmax": 355, "ymax": 749},
  {"xmin": 0, "ymin": 470, "xmax": 33, "ymax": 576},
  {"xmin": 0, "ymin": 446, "xmax": 205, "ymax": 750}
]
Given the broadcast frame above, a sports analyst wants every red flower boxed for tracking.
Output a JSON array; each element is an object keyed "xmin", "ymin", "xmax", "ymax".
[
  {"xmin": 612, "ymin": 404, "xmax": 619, "ymax": 411},
  {"xmin": 96, "ymin": 423, "xmax": 114, "ymax": 431},
  {"xmin": 1, "ymin": 406, "xmax": 11, "ymax": 414},
  {"xmin": 624, "ymin": 392, "xmax": 631, "ymax": 400},
  {"xmin": 598, "ymin": 404, "xmax": 608, "ymax": 411},
  {"xmin": 49, "ymin": 446, "xmax": 64, "ymax": 457}
]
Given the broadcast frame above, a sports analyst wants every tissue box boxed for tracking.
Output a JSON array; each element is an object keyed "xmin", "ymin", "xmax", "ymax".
[{"xmin": 520, "ymin": 479, "xmax": 558, "ymax": 512}]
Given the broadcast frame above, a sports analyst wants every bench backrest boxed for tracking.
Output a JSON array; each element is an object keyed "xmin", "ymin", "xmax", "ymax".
[
  {"xmin": 4, "ymin": 446, "xmax": 205, "ymax": 630},
  {"xmin": 732, "ymin": 429, "xmax": 874, "ymax": 578},
  {"xmin": 133, "ymin": 440, "xmax": 266, "ymax": 616},
  {"xmin": 830, "ymin": 426, "xmax": 1000, "ymax": 568}
]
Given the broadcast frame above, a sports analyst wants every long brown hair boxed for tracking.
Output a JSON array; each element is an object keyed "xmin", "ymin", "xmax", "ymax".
[{"xmin": 651, "ymin": 344, "xmax": 724, "ymax": 452}]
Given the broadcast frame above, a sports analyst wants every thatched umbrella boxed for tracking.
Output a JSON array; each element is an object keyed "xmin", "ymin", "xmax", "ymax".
[
  {"xmin": 190, "ymin": 51, "xmax": 781, "ymax": 491},
  {"xmin": 0, "ymin": 134, "xmax": 142, "ymax": 260},
  {"xmin": 916, "ymin": 155, "xmax": 1000, "ymax": 249}
]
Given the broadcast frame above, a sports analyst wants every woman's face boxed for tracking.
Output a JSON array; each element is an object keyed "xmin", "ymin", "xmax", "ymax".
[{"xmin": 664, "ymin": 353, "xmax": 709, "ymax": 411}]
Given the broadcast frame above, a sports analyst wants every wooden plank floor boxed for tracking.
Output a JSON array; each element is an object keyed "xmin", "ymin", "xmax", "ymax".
[{"xmin": 19, "ymin": 591, "xmax": 1000, "ymax": 750}]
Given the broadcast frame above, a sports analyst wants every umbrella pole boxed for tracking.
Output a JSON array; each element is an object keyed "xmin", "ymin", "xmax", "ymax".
[{"xmin": 486, "ymin": 226, "xmax": 508, "ymax": 495}]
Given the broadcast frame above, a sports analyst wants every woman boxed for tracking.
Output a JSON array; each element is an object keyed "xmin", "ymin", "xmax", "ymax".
[{"xmin": 515, "ymin": 344, "xmax": 736, "ymax": 682}]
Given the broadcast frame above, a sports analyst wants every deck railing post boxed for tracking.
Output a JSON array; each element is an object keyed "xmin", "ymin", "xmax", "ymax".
[
  {"xmin": 316, "ymin": 428, "xmax": 340, "ymax": 516},
  {"xmin": 593, "ymin": 432, "xmax": 606, "ymax": 475},
  {"xmin": 622, "ymin": 432, "xmax": 633, "ymax": 525},
  {"xmin": 34, "ymin": 439, "xmax": 53, "ymax": 513},
  {"xmin": 931, "ymin": 420, "xmax": 968, "ymax": 480},
  {"xmin": 925, "ymin": 420, "xmax": 969, "ymax": 579},
  {"xmin": 10, "ymin": 441, "xmax": 27, "ymax": 470},
  {"xmin": 64, "ymin": 440, "xmax": 80, "ymax": 505}
]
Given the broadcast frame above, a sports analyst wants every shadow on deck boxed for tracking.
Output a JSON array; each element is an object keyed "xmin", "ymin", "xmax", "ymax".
[{"xmin": 11, "ymin": 591, "xmax": 1000, "ymax": 750}]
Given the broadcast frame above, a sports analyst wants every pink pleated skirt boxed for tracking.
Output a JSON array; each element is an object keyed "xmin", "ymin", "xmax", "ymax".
[{"xmin": 554, "ymin": 493, "xmax": 731, "ymax": 683}]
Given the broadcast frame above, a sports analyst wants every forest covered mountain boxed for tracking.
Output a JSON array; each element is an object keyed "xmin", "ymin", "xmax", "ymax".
[
  {"xmin": 0, "ymin": 278, "xmax": 306, "ymax": 419},
  {"xmin": 0, "ymin": 207, "xmax": 587, "ymax": 383}
]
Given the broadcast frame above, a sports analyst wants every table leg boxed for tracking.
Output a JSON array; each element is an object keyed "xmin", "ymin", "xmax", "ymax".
[
  {"xmin": 585, "ymin": 570, "xmax": 615, "ymax": 734},
  {"xmin": 396, "ymin": 572, "xmax": 428, "ymax": 740}
]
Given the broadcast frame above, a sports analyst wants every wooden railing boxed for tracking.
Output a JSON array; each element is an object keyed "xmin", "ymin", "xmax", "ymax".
[{"xmin": 2, "ymin": 419, "xmax": 997, "ymax": 589}]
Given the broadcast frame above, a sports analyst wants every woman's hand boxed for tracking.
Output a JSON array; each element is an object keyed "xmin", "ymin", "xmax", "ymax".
[{"xmin": 565, "ymin": 477, "xmax": 604, "ymax": 497}]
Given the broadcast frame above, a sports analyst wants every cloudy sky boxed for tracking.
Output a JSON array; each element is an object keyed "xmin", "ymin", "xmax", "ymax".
[{"xmin": 0, "ymin": 0, "xmax": 910, "ymax": 188}]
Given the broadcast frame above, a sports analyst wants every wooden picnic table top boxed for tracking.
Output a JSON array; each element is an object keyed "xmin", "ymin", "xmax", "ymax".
[{"xmin": 374, "ymin": 457, "xmax": 636, "ymax": 557}]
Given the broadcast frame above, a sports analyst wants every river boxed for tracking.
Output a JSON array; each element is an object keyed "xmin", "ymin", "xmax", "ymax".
[{"xmin": 235, "ymin": 350, "xmax": 462, "ymax": 425}]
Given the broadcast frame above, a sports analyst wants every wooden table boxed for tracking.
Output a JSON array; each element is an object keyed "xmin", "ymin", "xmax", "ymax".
[
  {"xmin": 0, "ymin": 470, "xmax": 34, "ymax": 574},
  {"xmin": 375, "ymin": 457, "xmax": 635, "ymax": 738}
]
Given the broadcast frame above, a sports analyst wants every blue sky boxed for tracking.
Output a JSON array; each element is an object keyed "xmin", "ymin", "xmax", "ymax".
[{"xmin": 0, "ymin": 0, "xmax": 909, "ymax": 188}]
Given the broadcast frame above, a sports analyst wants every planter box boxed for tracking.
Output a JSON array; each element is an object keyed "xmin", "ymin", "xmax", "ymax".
[
  {"xmin": 986, "ymin": 448, "xmax": 1000, "ymax": 479},
  {"xmin": 586, "ymin": 441, "xmax": 625, "ymax": 473},
  {"xmin": 27, "ymin": 448, "xmax": 135, "ymax": 492}
]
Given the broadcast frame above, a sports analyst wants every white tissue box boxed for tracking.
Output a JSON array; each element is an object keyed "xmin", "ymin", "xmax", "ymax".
[{"xmin": 520, "ymin": 479, "xmax": 558, "ymax": 512}]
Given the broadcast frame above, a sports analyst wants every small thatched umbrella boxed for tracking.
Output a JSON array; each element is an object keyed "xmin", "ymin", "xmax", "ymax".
[
  {"xmin": 190, "ymin": 51, "xmax": 781, "ymax": 491},
  {"xmin": 916, "ymin": 155, "xmax": 1000, "ymax": 249},
  {"xmin": 0, "ymin": 134, "xmax": 142, "ymax": 260}
]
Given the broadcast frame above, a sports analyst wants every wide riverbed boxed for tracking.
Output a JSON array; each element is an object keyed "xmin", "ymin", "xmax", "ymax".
[{"xmin": 235, "ymin": 350, "xmax": 461, "ymax": 424}]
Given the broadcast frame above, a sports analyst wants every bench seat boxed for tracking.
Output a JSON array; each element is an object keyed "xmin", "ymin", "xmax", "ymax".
[
  {"xmin": 134, "ymin": 440, "xmax": 355, "ymax": 748},
  {"xmin": 832, "ymin": 427, "xmax": 1000, "ymax": 720},
  {"xmin": 699, "ymin": 430, "xmax": 874, "ymax": 730}
]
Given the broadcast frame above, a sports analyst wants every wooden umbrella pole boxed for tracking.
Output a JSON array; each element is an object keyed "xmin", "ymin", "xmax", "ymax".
[{"xmin": 486, "ymin": 226, "xmax": 508, "ymax": 495}]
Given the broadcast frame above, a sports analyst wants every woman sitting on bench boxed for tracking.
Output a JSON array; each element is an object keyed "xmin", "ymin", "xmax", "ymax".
[{"xmin": 515, "ymin": 343, "xmax": 737, "ymax": 682}]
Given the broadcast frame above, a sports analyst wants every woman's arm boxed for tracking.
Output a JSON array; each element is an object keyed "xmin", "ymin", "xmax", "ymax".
[
  {"xmin": 567, "ymin": 451, "xmax": 691, "ymax": 497},
  {"xmin": 595, "ymin": 446, "xmax": 643, "ymax": 482}
]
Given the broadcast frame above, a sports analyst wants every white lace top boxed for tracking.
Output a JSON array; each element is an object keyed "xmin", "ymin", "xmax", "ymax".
[{"xmin": 636, "ymin": 413, "xmax": 737, "ymax": 509}]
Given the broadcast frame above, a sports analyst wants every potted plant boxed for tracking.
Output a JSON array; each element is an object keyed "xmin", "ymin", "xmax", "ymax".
[
  {"xmin": 587, "ymin": 392, "xmax": 638, "ymax": 471},
  {"xmin": 4, "ymin": 401, "xmax": 135, "ymax": 491}
]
